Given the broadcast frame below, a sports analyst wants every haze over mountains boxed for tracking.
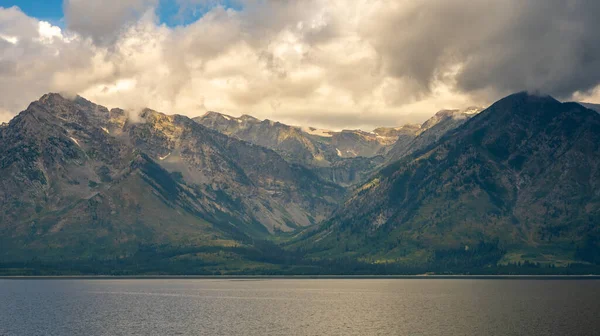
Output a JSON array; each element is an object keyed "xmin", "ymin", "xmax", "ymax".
[{"xmin": 0, "ymin": 92, "xmax": 599, "ymax": 274}]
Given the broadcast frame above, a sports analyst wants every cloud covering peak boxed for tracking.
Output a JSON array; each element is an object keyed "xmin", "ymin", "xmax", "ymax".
[{"xmin": 1, "ymin": 0, "xmax": 600, "ymax": 129}]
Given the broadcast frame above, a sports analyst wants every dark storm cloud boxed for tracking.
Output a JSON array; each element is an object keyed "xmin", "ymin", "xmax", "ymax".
[
  {"xmin": 457, "ymin": 0, "xmax": 600, "ymax": 98},
  {"xmin": 366, "ymin": 0, "xmax": 600, "ymax": 99}
]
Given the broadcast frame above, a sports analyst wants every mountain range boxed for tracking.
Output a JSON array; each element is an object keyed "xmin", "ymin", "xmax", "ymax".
[
  {"xmin": 195, "ymin": 107, "xmax": 482, "ymax": 186},
  {"xmin": 0, "ymin": 92, "xmax": 598, "ymax": 275}
]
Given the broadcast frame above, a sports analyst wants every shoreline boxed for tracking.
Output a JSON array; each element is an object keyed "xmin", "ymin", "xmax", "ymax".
[{"xmin": 2, "ymin": 275, "xmax": 600, "ymax": 280}]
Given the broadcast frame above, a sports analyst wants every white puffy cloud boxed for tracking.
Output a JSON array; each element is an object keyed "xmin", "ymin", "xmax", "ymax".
[
  {"xmin": 1, "ymin": 1, "xmax": 600, "ymax": 129},
  {"xmin": 0, "ymin": 6, "xmax": 97, "ymax": 120}
]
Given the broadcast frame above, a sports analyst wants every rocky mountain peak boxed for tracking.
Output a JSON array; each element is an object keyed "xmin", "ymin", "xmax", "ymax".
[
  {"xmin": 240, "ymin": 114, "xmax": 259, "ymax": 122},
  {"xmin": 385, "ymin": 106, "xmax": 484, "ymax": 164},
  {"xmin": 37, "ymin": 92, "xmax": 69, "ymax": 104},
  {"xmin": 484, "ymin": 92, "xmax": 560, "ymax": 118},
  {"xmin": 201, "ymin": 111, "xmax": 236, "ymax": 121},
  {"xmin": 33, "ymin": 92, "xmax": 110, "ymax": 127},
  {"xmin": 421, "ymin": 106, "xmax": 484, "ymax": 130}
]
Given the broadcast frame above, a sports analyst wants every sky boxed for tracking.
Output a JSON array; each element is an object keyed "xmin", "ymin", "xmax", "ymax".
[{"xmin": 1, "ymin": 0, "xmax": 600, "ymax": 130}]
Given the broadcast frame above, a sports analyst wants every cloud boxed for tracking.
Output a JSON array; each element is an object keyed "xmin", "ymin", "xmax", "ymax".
[
  {"xmin": 63, "ymin": 0, "xmax": 158, "ymax": 44},
  {"xmin": 0, "ymin": 6, "xmax": 98, "ymax": 113},
  {"xmin": 0, "ymin": 108, "xmax": 12, "ymax": 123},
  {"xmin": 361, "ymin": 0, "xmax": 600, "ymax": 99},
  {"xmin": 1, "ymin": 0, "xmax": 600, "ymax": 130},
  {"xmin": 449, "ymin": 0, "xmax": 600, "ymax": 98}
]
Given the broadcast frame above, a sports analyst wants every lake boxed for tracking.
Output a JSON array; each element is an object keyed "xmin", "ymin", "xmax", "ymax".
[{"xmin": 1, "ymin": 279, "xmax": 598, "ymax": 335}]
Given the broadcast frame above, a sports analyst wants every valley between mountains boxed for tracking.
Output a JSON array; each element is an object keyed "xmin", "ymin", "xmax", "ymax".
[{"xmin": 1, "ymin": 92, "xmax": 599, "ymax": 275}]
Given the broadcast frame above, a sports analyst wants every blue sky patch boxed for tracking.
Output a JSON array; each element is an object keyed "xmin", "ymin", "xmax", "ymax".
[
  {"xmin": 0, "ymin": 0, "xmax": 242, "ymax": 27},
  {"xmin": 1, "ymin": 0, "xmax": 64, "ymax": 24}
]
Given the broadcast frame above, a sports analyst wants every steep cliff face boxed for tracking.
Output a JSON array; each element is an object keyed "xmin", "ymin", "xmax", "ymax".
[
  {"xmin": 296, "ymin": 94, "xmax": 600, "ymax": 267},
  {"xmin": 0, "ymin": 94, "xmax": 344, "ymax": 262}
]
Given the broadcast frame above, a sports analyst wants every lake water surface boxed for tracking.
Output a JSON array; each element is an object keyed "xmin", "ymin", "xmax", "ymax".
[{"xmin": 1, "ymin": 279, "xmax": 598, "ymax": 335}]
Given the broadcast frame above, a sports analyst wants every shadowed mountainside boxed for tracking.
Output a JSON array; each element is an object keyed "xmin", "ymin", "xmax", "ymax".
[{"xmin": 292, "ymin": 93, "xmax": 600, "ymax": 268}]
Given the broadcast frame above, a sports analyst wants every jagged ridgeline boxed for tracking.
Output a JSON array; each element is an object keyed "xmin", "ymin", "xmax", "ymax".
[
  {"xmin": 194, "ymin": 107, "xmax": 483, "ymax": 187},
  {"xmin": 0, "ymin": 94, "xmax": 345, "ymax": 274},
  {"xmin": 1, "ymin": 92, "xmax": 599, "ymax": 274}
]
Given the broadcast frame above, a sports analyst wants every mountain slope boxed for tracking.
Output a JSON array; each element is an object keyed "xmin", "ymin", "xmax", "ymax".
[
  {"xmin": 295, "ymin": 93, "xmax": 600, "ymax": 267},
  {"xmin": 0, "ymin": 94, "xmax": 343, "ymax": 265},
  {"xmin": 386, "ymin": 107, "xmax": 483, "ymax": 164},
  {"xmin": 195, "ymin": 112, "xmax": 333, "ymax": 166},
  {"xmin": 580, "ymin": 102, "xmax": 600, "ymax": 113},
  {"xmin": 0, "ymin": 95, "xmax": 237, "ymax": 262},
  {"xmin": 126, "ymin": 109, "xmax": 344, "ymax": 232}
]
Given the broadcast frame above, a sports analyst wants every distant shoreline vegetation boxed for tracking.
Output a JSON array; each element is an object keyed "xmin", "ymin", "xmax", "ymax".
[
  {"xmin": 2, "ymin": 234, "xmax": 599, "ymax": 276},
  {"xmin": 1, "ymin": 245, "xmax": 599, "ymax": 276},
  {"xmin": 2, "ymin": 275, "xmax": 600, "ymax": 280}
]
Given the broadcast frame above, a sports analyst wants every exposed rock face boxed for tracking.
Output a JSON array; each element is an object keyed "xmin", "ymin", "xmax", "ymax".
[
  {"xmin": 124, "ymin": 108, "xmax": 344, "ymax": 233},
  {"xmin": 373, "ymin": 125, "xmax": 421, "ymax": 138},
  {"xmin": 296, "ymin": 93, "xmax": 600, "ymax": 266},
  {"xmin": 196, "ymin": 111, "xmax": 403, "ymax": 162},
  {"xmin": 195, "ymin": 112, "xmax": 333, "ymax": 166},
  {"xmin": 195, "ymin": 108, "xmax": 485, "ymax": 188},
  {"xmin": 0, "ymin": 94, "xmax": 344, "ymax": 261},
  {"xmin": 194, "ymin": 112, "xmax": 404, "ymax": 186}
]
